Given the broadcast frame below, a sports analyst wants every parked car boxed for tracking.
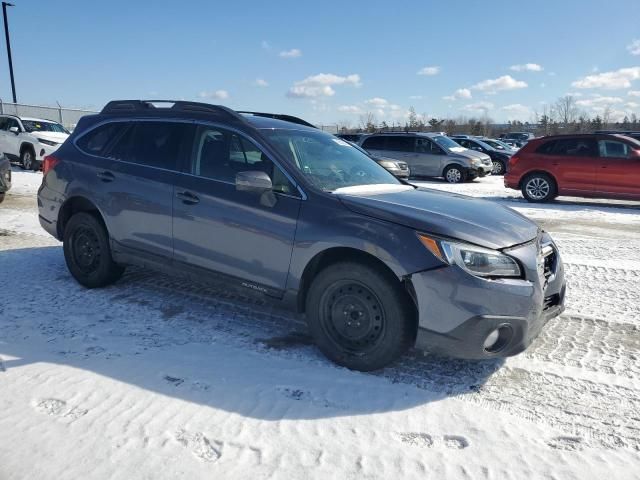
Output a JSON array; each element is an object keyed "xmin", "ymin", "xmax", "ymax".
[
  {"xmin": 38, "ymin": 100, "xmax": 566, "ymax": 371},
  {"xmin": 0, "ymin": 115, "xmax": 70, "ymax": 170},
  {"xmin": 594, "ymin": 130, "xmax": 640, "ymax": 142},
  {"xmin": 347, "ymin": 141, "xmax": 410, "ymax": 179},
  {"xmin": 336, "ymin": 133, "xmax": 365, "ymax": 143},
  {"xmin": 482, "ymin": 138, "xmax": 519, "ymax": 154},
  {"xmin": 0, "ymin": 153, "xmax": 11, "ymax": 203},
  {"xmin": 451, "ymin": 136, "xmax": 513, "ymax": 175},
  {"xmin": 499, "ymin": 132, "xmax": 535, "ymax": 148},
  {"xmin": 505, "ymin": 133, "xmax": 640, "ymax": 202},
  {"xmin": 359, "ymin": 132, "xmax": 493, "ymax": 183}
]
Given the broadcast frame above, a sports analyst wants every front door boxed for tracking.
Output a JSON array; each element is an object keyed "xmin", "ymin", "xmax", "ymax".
[
  {"xmin": 596, "ymin": 139, "xmax": 640, "ymax": 197},
  {"xmin": 172, "ymin": 124, "xmax": 301, "ymax": 294}
]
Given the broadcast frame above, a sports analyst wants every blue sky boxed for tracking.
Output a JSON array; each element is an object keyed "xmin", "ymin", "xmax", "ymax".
[{"xmin": 3, "ymin": 0, "xmax": 640, "ymax": 124}]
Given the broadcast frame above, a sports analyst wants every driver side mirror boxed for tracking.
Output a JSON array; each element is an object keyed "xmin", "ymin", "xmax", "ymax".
[
  {"xmin": 9, "ymin": 126, "xmax": 19, "ymax": 134},
  {"xmin": 235, "ymin": 170, "xmax": 272, "ymax": 193}
]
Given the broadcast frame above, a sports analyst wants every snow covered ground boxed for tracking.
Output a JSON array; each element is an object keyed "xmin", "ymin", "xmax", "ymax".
[{"xmin": 1, "ymin": 168, "xmax": 639, "ymax": 479}]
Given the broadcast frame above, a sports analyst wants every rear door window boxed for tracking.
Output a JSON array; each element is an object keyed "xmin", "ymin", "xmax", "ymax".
[
  {"xmin": 385, "ymin": 136, "xmax": 415, "ymax": 152},
  {"xmin": 361, "ymin": 136, "xmax": 386, "ymax": 150},
  {"xmin": 548, "ymin": 138, "xmax": 597, "ymax": 157},
  {"xmin": 104, "ymin": 121, "xmax": 188, "ymax": 170}
]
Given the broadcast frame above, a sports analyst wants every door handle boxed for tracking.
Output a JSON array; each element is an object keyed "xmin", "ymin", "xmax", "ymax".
[
  {"xmin": 97, "ymin": 171, "xmax": 115, "ymax": 182},
  {"xmin": 176, "ymin": 190, "xmax": 200, "ymax": 205}
]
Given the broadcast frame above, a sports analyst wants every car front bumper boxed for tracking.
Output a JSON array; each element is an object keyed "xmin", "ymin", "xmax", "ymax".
[{"xmin": 409, "ymin": 235, "xmax": 566, "ymax": 359}]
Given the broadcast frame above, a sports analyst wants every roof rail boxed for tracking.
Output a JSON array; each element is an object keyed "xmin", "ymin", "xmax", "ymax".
[
  {"xmin": 100, "ymin": 100, "xmax": 245, "ymax": 123},
  {"xmin": 237, "ymin": 111, "xmax": 317, "ymax": 129}
]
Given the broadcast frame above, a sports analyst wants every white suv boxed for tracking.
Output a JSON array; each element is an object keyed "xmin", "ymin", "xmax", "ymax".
[{"xmin": 0, "ymin": 115, "xmax": 70, "ymax": 170}]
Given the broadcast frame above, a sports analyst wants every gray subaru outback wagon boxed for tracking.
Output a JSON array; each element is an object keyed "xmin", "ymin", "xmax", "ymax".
[{"xmin": 37, "ymin": 100, "xmax": 566, "ymax": 371}]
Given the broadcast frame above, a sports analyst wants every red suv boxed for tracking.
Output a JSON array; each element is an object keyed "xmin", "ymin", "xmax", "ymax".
[{"xmin": 505, "ymin": 134, "xmax": 640, "ymax": 202}]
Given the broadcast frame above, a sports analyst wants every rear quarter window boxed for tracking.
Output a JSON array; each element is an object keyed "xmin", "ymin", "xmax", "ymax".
[
  {"xmin": 361, "ymin": 136, "xmax": 386, "ymax": 150},
  {"xmin": 76, "ymin": 122, "xmax": 129, "ymax": 156}
]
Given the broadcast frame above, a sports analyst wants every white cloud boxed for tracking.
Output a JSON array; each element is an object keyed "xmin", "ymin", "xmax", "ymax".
[
  {"xmin": 471, "ymin": 75, "xmax": 527, "ymax": 93},
  {"xmin": 254, "ymin": 78, "xmax": 269, "ymax": 87},
  {"xmin": 565, "ymin": 92, "xmax": 584, "ymax": 97},
  {"xmin": 576, "ymin": 95, "xmax": 624, "ymax": 107},
  {"xmin": 626, "ymin": 102, "xmax": 639, "ymax": 108},
  {"xmin": 337, "ymin": 105, "xmax": 363, "ymax": 114},
  {"xmin": 417, "ymin": 66, "xmax": 440, "ymax": 76},
  {"xmin": 627, "ymin": 39, "xmax": 640, "ymax": 56},
  {"xmin": 443, "ymin": 88, "xmax": 472, "ymax": 101},
  {"xmin": 198, "ymin": 89, "xmax": 229, "ymax": 100},
  {"xmin": 571, "ymin": 67, "xmax": 640, "ymax": 90},
  {"xmin": 279, "ymin": 48, "xmax": 302, "ymax": 58},
  {"xmin": 462, "ymin": 101, "xmax": 494, "ymax": 112},
  {"xmin": 365, "ymin": 97, "xmax": 389, "ymax": 106},
  {"xmin": 501, "ymin": 104, "xmax": 531, "ymax": 119},
  {"xmin": 628, "ymin": 90, "xmax": 640, "ymax": 97},
  {"xmin": 286, "ymin": 73, "xmax": 361, "ymax": 98},
  {"xmin": 509, "ymin": 63, "xmax": 543, "ymax": 72},
  {"xmin": 409, "ymin": 95, "xmax": 424, "ymax": 100}
]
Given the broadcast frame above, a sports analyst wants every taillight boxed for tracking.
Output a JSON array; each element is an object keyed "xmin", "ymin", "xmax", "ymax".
[
  {"xmin": 42, "ymin": 155, "xmax": 60, "ymax": 175},
  {"xmin": 508, "ymin": 155, "xmax": 520, "ymax": 169}
]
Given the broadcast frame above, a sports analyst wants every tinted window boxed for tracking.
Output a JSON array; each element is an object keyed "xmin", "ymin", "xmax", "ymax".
[
  {"xmin": 105, "ymin": 121, "xmax": 187, "ymax": 170},
  {"xmin": 386, "ymin": 136, "xmax": 415, "ymax": 152},
  {"xmin": 6, "ymin": 118, "xmax": 19, "ymax": 131},
  {"xmin": 361, "ymin": 136, "xmax": 386, "ymax": 150},
  {"xmin": 546, "ymin": 138, "xmax": 597, "ymax": 157},
  {"xmin": 536, "ymin": 140, "xmax": 556, "ymax": 154},
  {"xmin": 0, "ymin": 117, "xmax": 7, "ymax": 131},
  {"xmin": 76, "ymin": 122, "xmax": 129, "ymax": 156},
  {"xmin": 191, "ymin": 126, "xmax": 295, "ymax": 194},
  {"xmin": 599, "ymin": 140, "xmax": 630, "ymax": 158},
  {"xmin": 22, "ymin": 120, "xmax": 68, "ymax": 133}
]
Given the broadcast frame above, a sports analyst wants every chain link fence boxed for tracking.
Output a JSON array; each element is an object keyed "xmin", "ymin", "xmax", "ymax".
[{"xmin": 0, "ymin": 100, "xmax": 97, "ymax": 131}]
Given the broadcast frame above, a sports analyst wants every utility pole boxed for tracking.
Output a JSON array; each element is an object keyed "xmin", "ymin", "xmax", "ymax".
[{"xmin": 2, "ymin": 2, "xmax": 16, "ymax": 103}]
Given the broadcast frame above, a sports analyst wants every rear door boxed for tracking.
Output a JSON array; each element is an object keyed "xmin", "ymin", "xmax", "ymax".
[
  {"xmin": 414, "ymin": 137, "xmax": 446, "ymax": 176},
  {"xmin": 596, "ymin": 138, "xmax": 640, "ymax": 197},
  {"xmin": 171, "ymin": 124, "xmax": 301, "ymax": 294},
  {"xmin": 74, "ymin": 120, "xmax": 189, "ymax": 260},
  {"xmin": 541, "ymin": 137, "xmax": 599, "ymax": 193}
]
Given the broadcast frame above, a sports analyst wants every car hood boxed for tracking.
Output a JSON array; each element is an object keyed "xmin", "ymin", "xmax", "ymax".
[
  {"xmin": 458, "ymin": 149, "xmax": 491, "ymax": 161},
  {"xmin": 336, "ymin": 186, "xmax": 538, "ymax": 250},
  {"xmin": 32, "ymin": 131, "xmax": 69, "ymax": 143},
  {"xmin": 371, "ymin": 154, "xmax": 406, "ymax": 165}
]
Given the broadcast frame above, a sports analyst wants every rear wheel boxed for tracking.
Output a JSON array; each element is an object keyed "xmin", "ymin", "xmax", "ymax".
[
  {"xmin": 521, "ymin": 173, "xmax": 557, "ymax": 203},
  {"xmin": 443, "ymin": 165, "xmax": 466, "ymax": 184},
  {"xmin": 306, "ymin": 262, "xmax": 415, "ymax": 371},
  {"xmin": 492, "ymin": 160, "xmax": 506, "ymax": 175},
  {"xmin": 63, "ymin": 212, "xmax": 125, "ymax": 288}
]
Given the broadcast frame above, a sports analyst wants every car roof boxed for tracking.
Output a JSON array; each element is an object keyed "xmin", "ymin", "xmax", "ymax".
[
  {"xmin": 363, "ymin": 132, "xmax": 442, "ymax": 138},
  {"xmin": 244, "ymin": 115, "xmax": 318, "ymax": 132},
  {"xmin": 20, "ymin": 117, "xmax": 59, "ymax": 123}
]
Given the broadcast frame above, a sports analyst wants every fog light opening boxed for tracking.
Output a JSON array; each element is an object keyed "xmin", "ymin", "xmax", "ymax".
[{"xmin": 483, "ymin": 325, "xmax": 513, "ymax": 353}]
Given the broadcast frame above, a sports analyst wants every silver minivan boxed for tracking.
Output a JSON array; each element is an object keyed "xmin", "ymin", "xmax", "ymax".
[{"xmin": 359, "ymin": 133, "xmax": 493, "ymax": 183}]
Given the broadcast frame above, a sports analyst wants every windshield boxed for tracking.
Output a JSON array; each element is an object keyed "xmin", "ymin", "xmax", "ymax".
[
  {"xmin": 263, "ymin": 129, "xmax": 401, "ymax": 191},
  {"xmin": 22, "ymin": 120, "xmax": 69, "ymax": 134},
  {"xmin": 483, "ymin": 139, "xmax": 509, "ymax": 150},
  {"xmin": 434, "ymin": 135, "xmax": 466, "ymax": 151}
]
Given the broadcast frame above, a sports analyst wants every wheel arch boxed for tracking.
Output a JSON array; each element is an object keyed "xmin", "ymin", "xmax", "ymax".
[
  {"xmin": 19, "ymin": 142, "xmax": 35, "ymax": 155},
  {"xmin": 57, "ymin": 195, "xmax": 108, "ymax": 240},
  {"xmin": 296, "ymin": 246, "xmax": 417, "ymax": 317}
]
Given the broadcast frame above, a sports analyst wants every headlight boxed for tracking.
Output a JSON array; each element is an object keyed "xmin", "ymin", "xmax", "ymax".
[
  {"xmin": 37, "ymin": 138, "xmax": 58, "ymax": 147},
  {"xmin": 378, "ymin": 160, "xmax": 399, "ymax": 169},
  {"xmin": 471, "ymin": 158, "xmax": 482, "ymax": 166},
  {"xmin": 417, "ymin": 233, "xmax": 522, "ymax": 278}
]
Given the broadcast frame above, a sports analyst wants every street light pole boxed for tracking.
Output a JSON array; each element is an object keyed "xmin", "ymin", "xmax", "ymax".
[{"xmin": 2, "ymin": 2, "xmax": 16, "ymax": 103}]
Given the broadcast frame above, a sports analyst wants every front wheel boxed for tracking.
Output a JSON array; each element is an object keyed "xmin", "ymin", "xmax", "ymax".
[
  {"xmin": 443, "ymin": 165, "xmax": 467, "ymax": 184},
  {"xmin": 63, "ymin": 212, "xmax": 125, "ymax": 288},
  {"xmin": 20, "ymin": 149, "xmax": 35, "ymax": 170},
  {"xmin": 521, "ymin": 173, "xmax": 557, "ymax": 203},
  {"xmin": 305, "ymin": 262, "xmax": 415, "ymax": 371}
]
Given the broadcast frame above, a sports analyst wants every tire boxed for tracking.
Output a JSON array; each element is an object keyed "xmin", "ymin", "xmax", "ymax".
[
  {"xmin": 443, "ymin": 165, "xmax": 466, "ymax": 184},
  {"xmin": 305, "ymin": 261, "xmax": 415, "ymax": 371},
  {"xmin": 63, "ymin": 212, "xmax": 125, "ymax": 288},
  {"xmin": 492, "ymin": 160, "xmax": 506, "ymax": 176},
  {"xmin": 521, "ymin": 173, "xmax": 557, "ymax": 203},
  {"xmin": 0, "ymin": 192, "xmax": 4, "ymax": 204},
  {"xmin": 20, "ymin": 148, "xmax": 35, "ymax": 171}
]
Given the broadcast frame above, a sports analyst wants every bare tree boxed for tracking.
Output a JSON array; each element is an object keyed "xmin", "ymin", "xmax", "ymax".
[
  {"xmin": 554, "ymin": 95, "xmax": 579, "ymax": 127},
  {"xmin": 359, "ymin": 111, "xmax": 377, "ymax": 133},
  {"xmin": 602, "ymin": 105, "xmax": 612, "ymax": 129}
]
